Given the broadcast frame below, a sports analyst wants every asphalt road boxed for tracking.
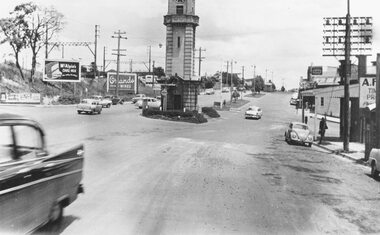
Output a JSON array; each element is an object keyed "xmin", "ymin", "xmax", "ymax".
[{"xmin": 2, "ymin": 92, "xmax": 380, "ymax": 234}]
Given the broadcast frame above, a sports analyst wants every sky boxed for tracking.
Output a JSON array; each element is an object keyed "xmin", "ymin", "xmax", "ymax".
[{"xmin": 1, "ymin": 0, "xmax": 379, "ymax": 89}]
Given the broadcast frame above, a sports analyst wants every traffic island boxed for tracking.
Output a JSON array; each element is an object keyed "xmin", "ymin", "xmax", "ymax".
[{"xmin": 142, "ymin": 109, "xmax": 208, "ymax": 124}]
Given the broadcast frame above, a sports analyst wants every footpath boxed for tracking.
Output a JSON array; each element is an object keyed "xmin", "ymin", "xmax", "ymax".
[{"xmin": 300, "ymin": 110, "xmax": 367, "ymax": 165}]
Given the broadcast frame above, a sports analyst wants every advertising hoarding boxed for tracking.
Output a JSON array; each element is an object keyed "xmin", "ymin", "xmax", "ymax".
[
  {"xmin": 1, "ymin": 93, "xmax": 41, "ymax": 104},
  {"xmin": 44, "ymin": 59, "xmax": 81, "ymax": 82},
  {"xmin": 107, "ymin": 73, "xmax": 137, "ymax": 93},
  {"xmin": 359, "ymin": 77, "xmax": 376, "ymax": 108}
]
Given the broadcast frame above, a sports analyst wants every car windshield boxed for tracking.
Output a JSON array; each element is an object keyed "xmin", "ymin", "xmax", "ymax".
[
  {"xmin": 81, "ymin": 100, "xmax": 91, "ymax": 104},
  {"xmin": 293, "ymin": 124, "xmax": 308, "ymax": 130}
]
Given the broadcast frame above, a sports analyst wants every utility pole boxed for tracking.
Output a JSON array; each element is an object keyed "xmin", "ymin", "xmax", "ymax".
[
  {"xmin": 129, "ymin": 59, "xmax": 133, "ymax": 73},
  {"xmin": 94, "ymin": 25, "xmax": 100, "ymax": 80},
  {"xmin": 45, "ymin": 25, "xmax": 49, "ymax": 59},
  {"xmin": 103, "ymin": 46, "xmax": 106, "ymax": 73},
  {"xmin": 343, "ymin": 0, "xmax": 351, "ymax": 151},
  {"xmin": 242, "ymin": 66, "xmax": 245, "ymax": 84},
  {"xmin": 226, "ymin": 61, "xmax": 229, "ymax": 87},
  {"xmin": 148, "ymin": 46, "xmax": 152, "ymax": 73},
  {"xmin": 376, "ymin": 54, "xmax": 380, "ymax": 147},
  {"xmin": 195, "ymin": 47, "xmax": 206, "ymax": 76},
  {"xmin": 112, "ymin": 30, "xmax": 127, "ymax": 97}
]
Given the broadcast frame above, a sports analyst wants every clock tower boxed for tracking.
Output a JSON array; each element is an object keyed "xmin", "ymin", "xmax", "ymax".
[{"xmin": 163, "ymin": 0, "xmax": 200, "ymax": 111}]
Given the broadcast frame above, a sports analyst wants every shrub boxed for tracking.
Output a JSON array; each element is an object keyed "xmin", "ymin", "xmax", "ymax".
[
  {"xmin": 201, "ymin": 107, "xmax": 220, "ymax": 118},
  {"xmin": 57, "ymin": 95, "xmax": 80, "ymax": 104},
  {"xmin": 142, "ymin": 109, "xmax": 207, "ymax": 124}
]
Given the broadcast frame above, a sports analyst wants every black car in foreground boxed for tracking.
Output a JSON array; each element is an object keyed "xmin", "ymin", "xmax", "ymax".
[{"xmin": 0, "ymin": 113, "xmax": 84, "ymax": 234}]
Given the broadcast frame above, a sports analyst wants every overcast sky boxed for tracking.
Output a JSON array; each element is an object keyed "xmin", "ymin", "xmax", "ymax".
[{"xmin": 1, "ymin": 0, "xmax": 379, "ymax": 89}]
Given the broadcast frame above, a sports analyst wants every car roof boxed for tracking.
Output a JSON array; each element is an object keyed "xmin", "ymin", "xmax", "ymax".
[
  {"xmin": 291, "ymin": 122, "xmax": 307, "ymax": 126},
  {"xmin": 248, "ymin": 106, "xmax": 260, "ymax": 109},
  {"xmin": 0, "ymin": 113, "xmax": 29, "ymax": 121}
]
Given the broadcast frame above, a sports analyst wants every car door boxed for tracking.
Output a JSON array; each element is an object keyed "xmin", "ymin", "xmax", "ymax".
[{"xmin": 0, "ymin": 123, "xmax": 48, "ymax": 233}]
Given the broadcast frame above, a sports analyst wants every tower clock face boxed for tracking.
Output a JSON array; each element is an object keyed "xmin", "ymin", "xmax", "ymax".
[{"xmin": 175, "ymin": 0, "xmax": 185, "ymax": 3}]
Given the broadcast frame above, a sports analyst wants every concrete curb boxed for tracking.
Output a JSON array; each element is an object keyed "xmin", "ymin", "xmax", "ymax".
[{"xmin": 313, "ymin": 142, "xmax": 369, "ymax": 166}]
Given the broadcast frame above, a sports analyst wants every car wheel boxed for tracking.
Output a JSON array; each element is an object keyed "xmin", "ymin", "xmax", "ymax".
[
  {"xmin": 107, "ymin": 104, "xmax": 111, "ymax": 108},
  {"xmin": 371, "ymin": 162, "xmax": 379, "ymax": 179},
  {"xmin": 90, "ymin": 110, "xmax": 95, "ymax": 115},
  {"xmin": 98, "ymin": 110, "xmax": 102, "ymax": 114},
  {"xmin": 49, "ymin": 202, "xmax": 63, "ymax": 224},
  {"xmin": 308, "ymin": 143, "xmax": 312, "ymax": 147},
  {"xmin": 77, "ymin": 111, "xmax": 81, "ymax": 114}
]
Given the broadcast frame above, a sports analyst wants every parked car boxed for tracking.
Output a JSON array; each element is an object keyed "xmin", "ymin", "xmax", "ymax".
[
  {"xmin": 132, "ymin": 94, "xmax": 146, "ymax": 104},
  {"xmin": 0, "ymin": 113, "xmax": 84, "ymax": 234},
  {"xmin": 108, "ymin": 96, "xmax": 124, "ymax": 105},
  {"xmin": 222, "ymin": 87, "xmax": 230, "ymax": 93},
  {"xmin": 369, "ymin": 149, "xmax": 380, "ymax": 179},
  {"xmin": 284, "ymin": 122, "xmax": 314, "ymax": 147},
  {"xmin": 245, "ymin": 106, "xmax": 263, "ymax": 119},
  {"xmin": 289, "ymin": 92, "xmax": 299, "ymax": 106},
  {"xmin": 77, "ymin": 99, "xmax": 102, "ymax": 114},
  {"xmin": 90, "ymin": 95, "xmax": 112, "ymax": 108},
  {"xmin": 135, "ymin": 97, "xmax": 161, "ymax": 109},
  {"xmin": 205, "ymin": 88, "xmax": 215, "ymax": 95}
]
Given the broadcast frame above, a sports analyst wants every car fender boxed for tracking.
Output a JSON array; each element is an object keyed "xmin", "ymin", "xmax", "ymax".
[{"xmin": 369, "ymin": 149, "xmax": 380, "ymax": 170}]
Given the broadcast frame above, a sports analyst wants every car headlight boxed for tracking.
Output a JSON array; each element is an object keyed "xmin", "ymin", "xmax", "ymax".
[
  {"xmin": 291, "ymin": 132, "xmax": 298, "ymax": 139},
  {"xmin": 307, "ymin": 135, "xmax": 313, "ymax": 141}
]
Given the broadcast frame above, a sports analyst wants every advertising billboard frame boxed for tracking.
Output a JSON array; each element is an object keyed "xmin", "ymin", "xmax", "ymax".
[
  {"xmin": 44, "ymin": 59, "xmax": 81, "ymax": 82},
  {"xmin": 107, "ymin": 72, "xmax": 137, "ymax": 94}
]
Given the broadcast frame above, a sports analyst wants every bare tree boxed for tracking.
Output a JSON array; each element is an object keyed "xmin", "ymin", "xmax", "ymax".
[
  {"xmin": 0, "ymin": 16, "xmax": 28, "ymax": 82},
  {"xmin": 15, "ymin": 2, "xmax": 65, "ymax": 84}
]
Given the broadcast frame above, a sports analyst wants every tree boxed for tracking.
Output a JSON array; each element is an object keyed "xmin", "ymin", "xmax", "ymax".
[
  {"xmin": 14, "ymin": 3, "xmax": 65, "ymax": 84},
  {"xmin": 0, "ymin": 15, "xmax": 28, "ymax": 81},
  {"xmin": 153, "ymin": 66, "xmax": 165, "ymax": 78},
  {"xmin": 254, "ymin": 76, "xmax": 265, "ymax": 93}
]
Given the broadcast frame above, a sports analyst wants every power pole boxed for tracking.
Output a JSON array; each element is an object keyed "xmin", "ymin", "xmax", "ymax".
[
  {"xmin": 226, "ymin": 61, "xmax": 229, "ymax": 87},
  {"xmin": 103, "ymin": 46, "xmax": 106, "ymax": 73},
  {"xmin": 376, "ymin": 54, "xmax": 380, "ymax": 148},
  {"xmin": 343, "ymin": 0, "xmax": 351, "ymax": 151},
  {"xmin": 112, "ymin": 30, "xmax": 127, "ymax": 97},
  {"xmin": 129, "ymin": 59, "xmax": 133, "ymax": 73},
  {"xmin": 195, "ymin": 47, "xmax": 206, "ymax": 76},
  {"xmin": 94, "ymin": 25, "xmax": 100, "ymax": 79},
  {"xmin": 148, "ymin": 46, "xmax": 152, "ymax": 73},
  {"xmin": 242, "ymin": 66, "xmax": 245, "ymax": 86}
]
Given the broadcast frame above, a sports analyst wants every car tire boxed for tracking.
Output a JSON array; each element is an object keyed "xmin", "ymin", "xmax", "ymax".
[
  {"xmin": 308, "ymin": 143, "xmax": 312, "ymax": 147},
  {"xmin": 371, "ymin": 162, "xmax": 379, "ymax": 179},
  {"xmin": 90, "ymin": 110, "xmax": 94, "ymax": 115},
  {"xmin": 98, "ymin": 110, "xmax": 102, "ymax": 114},
  {"xmin": 107, "ymin": 104, "xmax": 111, "ymax": 108},
  {"xmin": 77, "ymin": 111, "xmax": 81, "ymax": 114},
  {"xmin": 49, "ymin": 202, "xmax": 63, "ymax": 224}
]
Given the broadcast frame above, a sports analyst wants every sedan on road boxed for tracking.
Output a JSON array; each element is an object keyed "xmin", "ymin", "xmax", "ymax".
[
  {"xmin": 245, "ymin": 106, "xmax": 263, "ymax": 119},
  {"xmin": 284, "ymin": 122, "xmax": 314, "ymax": 147},
  {"xmin": 135, "ymin": 97, "xmax": 161, "ymax": 109},
  {"xmin": 77, "ymin": 99, "xmax": 102, "ymax": 115}
]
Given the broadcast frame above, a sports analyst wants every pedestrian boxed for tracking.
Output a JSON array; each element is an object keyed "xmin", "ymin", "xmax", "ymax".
[{"xmin": 319, "ymin": 117, "xmax": 328, "ymax": 144}]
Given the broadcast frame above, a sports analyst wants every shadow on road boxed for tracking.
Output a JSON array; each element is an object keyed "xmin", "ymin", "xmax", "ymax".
[{"xmin": 34, "ymin": 215, "xmax": 79, "ymax": 235}]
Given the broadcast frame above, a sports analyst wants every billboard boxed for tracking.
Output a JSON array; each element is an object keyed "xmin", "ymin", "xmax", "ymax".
[
  {"xmin": 310, "ymin": 66, "xmax": 323, "ymax": 76},
  {"xmin": 359, "ymin": 77, "xmax": 376, "ymax": 108},
  {"xmin": 1, "ymin": 93, "xmax": 41, "ymax": 104},
  {"xmin": 107, "ymin": 73, "xmax": 137, "ymax": 93},
  {"xmin": 44, "ymin": 59, "xmax": 81, "ymax": 82}
]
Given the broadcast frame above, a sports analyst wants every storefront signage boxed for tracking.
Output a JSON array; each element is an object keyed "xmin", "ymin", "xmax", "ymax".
[{"xmin": 359, "ymin": 77, "xmax": 376, "ymax": 108}]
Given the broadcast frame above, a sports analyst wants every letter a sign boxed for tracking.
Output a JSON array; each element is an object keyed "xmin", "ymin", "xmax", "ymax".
[{"xmin": 359, "ymin": 77, "xmax": 376, "ymax": 108}]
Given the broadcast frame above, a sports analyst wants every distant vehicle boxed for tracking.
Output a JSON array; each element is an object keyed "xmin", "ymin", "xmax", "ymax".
[
  {"xmin": 0, "ymin": 113, "xmax": 84, "ymax": 234},
  {"xmin": 132, "ymin": 94, "xmax": 146, "ymax": 104},
  {"xmin": 369, "ymin": 149, "xmax": 380, "ymax": 179},
  {"xmin": 245, "ymin": 106, "xmax": 263, "ymax": 119},
  {"xmin": 106, "ymin": 96, "xmax": 124, "ymax": 105},
  {"xmin": 135, "ymin": 97, "xmax": 161, "ymax": 109},
  {"xmin": 205, "ymin": 88, "xmax": 215, "ymax": 95},
  {"xmin": 222, "ymin": 87, "xmax": 230, "ymax": 93},
  {"xmin": 284, "ymin": 122, "xmax": 313, "ymax": 147},
  {"xmin": 90, "ymin": 95, "xmax": 112, "ymax": 108},
  {"xmin": 77, "ymin": 99, "xmax": 103, "ymax": 114},
  {"xmin": 289, "ymin": 92, "xmax": 299, "ymax": 105}
]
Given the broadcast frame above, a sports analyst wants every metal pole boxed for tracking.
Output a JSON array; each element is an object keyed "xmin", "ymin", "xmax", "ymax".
[
  {"xmin": 198, "ymin": 47, "xmax": 202, "ymax": 76},
  {"xmin": 116, "ymin": 31, "xmax": 121, "ymax": 97},
  {"xmin": 148, "ymin": 46, "xmax": 151, "ymax": 73},
  {"xmin": 343, "ymin": 0, "xmax": 351, "ymax": 151},
  {"xmin": 376, "ymin": 54, "xmax": 380, "ymax": 147}
]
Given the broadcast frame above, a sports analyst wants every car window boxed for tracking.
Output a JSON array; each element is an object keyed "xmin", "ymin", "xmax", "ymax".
[
  {"xmin": 13, "ymin": 125, "xmax": 42, "ymax": 160},
  {"xmin": 0, "ymin": 126, "xmax": 13, "ymax": 163},
  {"xmin": 293, "ymin": 124, "xmax": 308, "ymax": 130}
]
